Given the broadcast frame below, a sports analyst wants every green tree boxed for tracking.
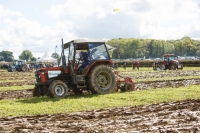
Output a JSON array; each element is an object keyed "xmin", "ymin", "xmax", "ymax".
[
  {"xmin": 165, "ymin": 41, "xmax": 175, "ymax": 54},
  {"xmin": 174, "ymin": 40, "xmax": 186, "ymax": 56},
  {"xmin": 0, "ymin": 50, "xmax": 14, "ymax": 62},
  {"xmin": 31, "ymin": 57, "xmax": 36, "ymax": 61},
  {"xmin": 7, "ymin": 56, "xmax": 14, "ymax": 62},
  {"xmin": 19, "ymin": 50, "xmax": 33, "ymax": 61},
  {"xmin": 107, "ymin": 37, "xmax": 200, "ymax": 58},
  {"xmin": 181, "ymin": 37, "xmax": 193, "ymax": 56},
  {"xmin": 0, "ymin": 56, "xmax": 4, "ymax": 61}
]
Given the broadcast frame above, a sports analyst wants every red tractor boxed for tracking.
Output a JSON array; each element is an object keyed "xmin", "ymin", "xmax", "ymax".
[
  {"xmin": 153, "ymin": 54, "xmax": 183, "ymax": 70},
  {"xmin": 33, "ymin": 39, "xmax": 135, "ymax": 98}
]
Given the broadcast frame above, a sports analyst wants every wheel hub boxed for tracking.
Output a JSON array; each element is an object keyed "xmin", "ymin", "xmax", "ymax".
[
  {"xmin": 55, "ymin": 85, "xmax": 65, "ymax": 96},
  {"xmin": 97, "ymin": 74, "xmax": 108, "ymax": 87}
]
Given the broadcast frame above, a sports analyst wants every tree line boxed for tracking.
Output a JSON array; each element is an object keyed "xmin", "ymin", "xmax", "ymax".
[
  {"xmin": 0, "ymin": 50, "xmax": 60, "ymax": 62},
  {"xmin": 0, "ymin": 36, "xmax": 200, "ymax": 62},
  {"xmin": 0, "ymin": 50, "xmax": 36, "ymax": 62},
  {"xmin": 107, "ymin": 36, "xmax": 200, "ymax": 59}
]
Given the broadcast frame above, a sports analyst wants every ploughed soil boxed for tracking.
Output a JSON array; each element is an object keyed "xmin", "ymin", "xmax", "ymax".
[
  {"xmin": 0, "ymin": 99, "xmax": 200, "ymax": 132},
  {"xmin": 0, "ymin": 70, "xmax": 200, "ymax": 132}
]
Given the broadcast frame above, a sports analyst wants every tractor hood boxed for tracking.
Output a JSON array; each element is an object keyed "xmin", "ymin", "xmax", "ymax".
[{"xmin": 170, "ymin": 60, "xmax": 179, "ymax": 64}]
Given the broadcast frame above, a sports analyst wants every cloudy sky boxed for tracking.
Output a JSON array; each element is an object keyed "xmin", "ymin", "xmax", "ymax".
[{"xmin": 0, "ymin": 0, "xmax": 200, "ymax": 59}]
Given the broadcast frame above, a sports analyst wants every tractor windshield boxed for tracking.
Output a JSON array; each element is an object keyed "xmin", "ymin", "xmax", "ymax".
[
  {"xmin": 163, "ymin": 56, "xmax": 175, "ymax": 62},
  {"xmin": 88, "ymin": 43, "xmax": 109, "ymax": 60},
  {"xmin": 58, "ymin": 48, "xmax": 69, "ymax": 66},
  {"xmin": 69, "ymin": 43, "xmax": 75, "ymax": 61}
]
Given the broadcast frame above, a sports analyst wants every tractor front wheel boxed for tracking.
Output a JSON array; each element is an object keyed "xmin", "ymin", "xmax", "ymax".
[
  {"xmin": 177, "ymin": 64, "xmax": 183, "ymax": 70},
  {"xmin": 22, "ymin": 65, "xmax": 27, "ymax": 72},
  {"xmin": 170, "ymin": 65, "xmax": 176, "ymax": 70},
  {"xmin": 88, "ymin": 65, "xmax": 116, "ymax": 94},
  {"xmin": 48, "ymin": 80, "xmax": 68, "ymax": 98},
  {"xmin": 12, "ymin": 68, "xmax": 16, "ymax": 72}
]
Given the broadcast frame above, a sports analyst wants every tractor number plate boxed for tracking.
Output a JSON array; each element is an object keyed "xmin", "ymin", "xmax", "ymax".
[{"xmin": 178, "ymin": 65, "xmax": 182, "ymax": 68}]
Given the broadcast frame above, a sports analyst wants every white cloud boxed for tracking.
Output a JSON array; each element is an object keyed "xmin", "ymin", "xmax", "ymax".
[
  {"xmin": 137, "ymin": 0, "xmax": 200, "ymax": 39},
  {"xmin": 0, "ymin": 3, "xmax": 78, "ymax": 59},
  {"xmin": 0, "ymin": 5, "xmax": 23, "ymax": 17},
  {"xmin": 0, "ymin": 0, "xmax": 200, "ymax": 59},
  {"xmin": 46, "ymin": 0, "xmax": 138, "ymax": 19},
  {"xmin": 46, "ymin": 0, "xmax": 200, "ymax": 40}
]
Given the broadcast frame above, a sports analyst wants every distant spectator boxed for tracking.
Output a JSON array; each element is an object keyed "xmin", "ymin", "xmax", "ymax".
[
  {"xmin": 26, "ymin": 64, "xmax": 30, "ymax": 71},
  {"xmin": 132, "ymin": 61, "xmax": 135, "ymax": 70},
  {"xmin": 136, "ymin": 61, "xmax": 140, "ymax": 70},
  {"xmin": 113, "ymin": 62, "xmax": 116, "ymax": 69},
  {"xmin": 116, "ymin": 62, "xmax": 118, "ymax": 70},
  {"xmin": 123, "ymin": 61, "xmax": 126, "ymax": 70},
  {"xmin": 43, "ymin": 63, "xmax": 46, "ymax": 68},
  {"xmin": 34, "ymin": 63, "xmax": 38, "ymax": 69}
]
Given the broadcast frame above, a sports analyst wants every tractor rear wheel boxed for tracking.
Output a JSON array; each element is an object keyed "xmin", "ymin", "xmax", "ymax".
[
  {"xmin": 22, "ymin": 65, "xmax": 27, "ymax": 72},
  {"xmin": 121, "ymin": 83, "xmax": 135, "ymax": 92},
  {"xmin": 12, "ymin": 68, "xmax": 16, "ymax": 72},
  {"xmin": 159, "ymin": 63, "xmax": 166, "ymax": 70},
  {"xmin": 88, "ymin": 65, "xmax": 116, "ymax": 94},
  {"xmin": 49, "ymin": 80, "xmax": 68, "ymax": 98}
]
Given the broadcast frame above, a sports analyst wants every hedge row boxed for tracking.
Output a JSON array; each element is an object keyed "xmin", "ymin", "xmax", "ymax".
[
  {"xmin": 113, "ymin": 60, "xmax": 200, "ymax": 67},
  {"xmin": 1, "ymin": 60, "xmax": 200, "ymax": 67}
]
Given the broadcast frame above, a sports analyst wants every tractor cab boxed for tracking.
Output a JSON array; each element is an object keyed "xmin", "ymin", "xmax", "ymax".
[
  {"xmin": 63, "ymin": 39, "xmax": 110, "ymax": 74},
  {"xmin": 163, "ymin": 54, "xmax": 178, "ymax": 65},
  {"xmin": 62, "ymin": 39, "xmax": 113, "ymax": 86}
]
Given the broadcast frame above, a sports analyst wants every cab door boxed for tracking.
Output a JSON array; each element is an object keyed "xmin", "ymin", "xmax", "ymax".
[{"xmin": 68, "ymin": 42, "xmax": 76, "ymax": 84}]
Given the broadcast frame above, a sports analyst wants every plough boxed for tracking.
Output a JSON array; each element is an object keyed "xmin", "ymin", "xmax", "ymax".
[{"xmin": 114, "ymin": 71, "xmax": 136, "ymax": 92}]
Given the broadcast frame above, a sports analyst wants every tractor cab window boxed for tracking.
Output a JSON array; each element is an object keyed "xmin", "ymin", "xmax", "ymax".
[
  {"xmin": 15, "ymin": 61, "xmax": 19, "ymax": 65},
  {"xmin": 69, "ymin": 43, "xmax": 75, "ymax": 61},
  {"xmin": 163, "ymin": 57, "xmax": 167, "ymax": 62},
  {"xmin": 58, "ymin": 48, "xmax": 69, "ymax": 66},
  {"xmin": 13, "ymin": 61, "xmax": 16, "ymax": 65},
  {"xmin": 168, "ymin": 56, "xmax": 174, "ymax": 61},
  {"xmin": 18, "ymin": 61, "xmax": 22, "ymax": 65},
  {"xmin": 22, "ymin": 61, "xmax": 25, "ymax": 65},
  {"xmin": 88, "ymin": 43, "xmax": 109, "ymax": 60},
  {"xmin": 164, "ymin": 56, "xmax": 174, "ymax": 62}
]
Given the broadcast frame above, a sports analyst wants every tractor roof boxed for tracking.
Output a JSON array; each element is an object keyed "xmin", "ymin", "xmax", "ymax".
[
  {"xmin": 163, "ymin": 54, "xmax": 175, "ymax": 57},
  {"xmin": 14, "ymin": 60, "xmax": 26, "ymax": 62},
  {"xmin": 63, "ymin": 39, "xmax": 106, "ymax": 49},
  {"xmin": 70, "ymin": 39, "xmax": 105, "ymax": 43}
]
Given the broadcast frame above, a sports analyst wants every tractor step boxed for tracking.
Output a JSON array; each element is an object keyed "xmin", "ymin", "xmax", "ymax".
[
  {"xmin": 77, "ymin": 85, "xmax": 86, "ymax": 89},
  {"xmin": 77, "ymin": 80, "xmax": 86, "ymax": 85},
  {"xmin": 76, "ymin": 75, "xmax": 86, "ymax": 85}
]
